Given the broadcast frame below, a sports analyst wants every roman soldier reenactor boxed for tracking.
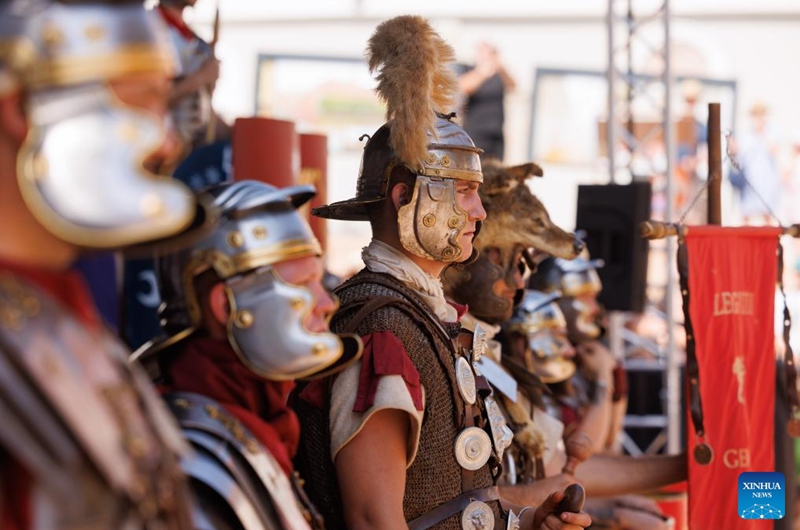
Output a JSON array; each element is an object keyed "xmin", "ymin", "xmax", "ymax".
[
  {"xmin": 529, "ymin": 255, "xmax": 623, "ymax": 452},
  {"xmin": 157, "ymin": 0, "xmax": 230, "ymax": 153},
  {"xmin": 439, "ymin": 160, "xmax": 589, "ymax": 503},
  {"xmin": 441, "ymin": 161, "xmax": 683, "ymax": 529},
  {"xmin": 0, "ymin": 1, "xmax": 208, "ymax": 528},
  {"xmin": 134, "ymin": 180, "xmax": 363, "ymax": 530},
  {"xmin": 293, "ymin": 15, "xmax": 591, "ymax": 530}
]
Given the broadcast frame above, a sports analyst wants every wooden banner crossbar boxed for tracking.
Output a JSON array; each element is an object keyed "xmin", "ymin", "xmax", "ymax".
[{"xmin": 640, "ymin": 220, "xmax": 800, "ymax": 240}]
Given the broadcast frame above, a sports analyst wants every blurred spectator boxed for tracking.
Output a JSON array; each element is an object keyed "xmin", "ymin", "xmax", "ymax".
[
  {"xmin": 458, "ymin": 42, "xmax": 516, "ymax": 160},
  {"xmin": 728, "ymin": 103, "xmax": 782, "ymax": 225},
  {"xmin": 675, "ymin": 79, "xmax": 708, "ymax": 223},
  {"xmin": 157, "ymin": 0, "xmax": 230, "ymax": 156}
]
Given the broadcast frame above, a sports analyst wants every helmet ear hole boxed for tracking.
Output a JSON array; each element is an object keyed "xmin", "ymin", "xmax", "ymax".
[{"xmin": 208, "ymin": 283, "xmax": 229, "ymax": 327}]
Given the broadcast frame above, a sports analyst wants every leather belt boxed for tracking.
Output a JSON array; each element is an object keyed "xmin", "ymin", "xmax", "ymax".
[{"xmin": 407, "ymin": 486, "xmax": 500, "ymax": 530}]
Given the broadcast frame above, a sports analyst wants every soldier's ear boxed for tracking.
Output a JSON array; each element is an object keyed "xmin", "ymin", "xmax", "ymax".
[
  {"xmin": 208, "ymin": 282, "xmax": 230, "ymax": 326},
  {"xmin": 0, "ymin": 92, "xmax": 28, "ymax": 143},
  {"xmin": 391, "ymin": 182, "xmax": 410, "ymax": 209}
]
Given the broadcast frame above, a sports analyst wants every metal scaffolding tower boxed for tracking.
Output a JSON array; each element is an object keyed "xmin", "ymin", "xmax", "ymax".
[{"xmin": 606, "ymin": 0, "xmax": 682, "ymax": 454}]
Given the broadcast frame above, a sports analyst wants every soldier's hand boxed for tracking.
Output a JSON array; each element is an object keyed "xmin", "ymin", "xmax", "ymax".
[
  {"xmin": 198, "ymin": 57, "xmax": 221, "ymax": 87},
  {"xmin": 530, "ymin": 491, "xmax": 592, "ymax": 529}
]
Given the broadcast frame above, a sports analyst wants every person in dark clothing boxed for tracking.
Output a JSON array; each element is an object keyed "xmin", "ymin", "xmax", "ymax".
[{"xmin": 459, "ymin": 42, "xmax": 517, "ymax": 160}]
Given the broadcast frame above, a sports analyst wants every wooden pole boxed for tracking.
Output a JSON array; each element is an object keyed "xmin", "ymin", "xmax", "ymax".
[{"xmin": 707, "ymin": 103, "xmax": 722, "ymax": 225}]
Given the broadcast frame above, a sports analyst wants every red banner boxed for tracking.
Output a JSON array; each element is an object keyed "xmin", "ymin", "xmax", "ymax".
[{"xmin": 684, "ymin": 226, "xmax": 780, "ymax": 529}]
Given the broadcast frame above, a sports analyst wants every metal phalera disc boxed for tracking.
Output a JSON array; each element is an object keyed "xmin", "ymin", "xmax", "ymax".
[
  {"xmin": 461, "ymin": 500, "xmax": 495, "ymax": 530},
  {"xmin": 455, "ymin": 356, "xmax": 477, "ymax": 405},
  {"xmin": 693, "ymin": 443, "xmax": 713, "ymax": 465},
  {"xmin": 454, "ymin": 427, "xmax": 492, "ymax": 470}
]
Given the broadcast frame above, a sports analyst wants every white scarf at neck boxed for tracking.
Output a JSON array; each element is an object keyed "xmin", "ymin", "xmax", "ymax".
[{"xmin": 361, "ymin": 239, "xmax": 457, "ymax": 322}]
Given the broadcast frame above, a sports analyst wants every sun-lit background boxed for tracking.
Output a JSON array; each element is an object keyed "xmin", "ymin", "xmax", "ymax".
[
  {"xmin": 144, "ymin": 2, "xmax": 800, "ymax": 523},
  {"xmin": 180, "ymin": 0, "xmax": 800, "ymax": 277}
]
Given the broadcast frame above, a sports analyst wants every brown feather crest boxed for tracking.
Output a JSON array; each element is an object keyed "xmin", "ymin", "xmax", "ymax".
[{"xmin": 366, "ymin": 15, "xmax": 458, "ymax": 169}]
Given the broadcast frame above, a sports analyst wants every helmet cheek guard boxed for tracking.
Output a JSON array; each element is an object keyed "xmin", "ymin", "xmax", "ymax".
[
  {"xmin": 397, "ymin": 176, "xmax": 469, "ymax": 263},
  {"xmin": 18, "ymin": 94, "xmax": 195, "ymax": 249},
  {"xmin": 5, "ymin": 2, "xmax": 205, "ymax": 251},
  {"xmin": 570, "ymin": 298, "xmax": 603, "ymax": 341},
  {"xmin": 225, "ymin": 269, "xmax": 343, "ymax": 381}
]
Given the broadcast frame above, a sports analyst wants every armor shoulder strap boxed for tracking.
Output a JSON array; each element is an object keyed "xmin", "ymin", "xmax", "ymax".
[
  {"xmin": 165, "ymin": 392, "xmax": 314, "ymax": 530},
  {"xmin": 335, "ymin": 271, "xmax": 454, "ymax": 347}
]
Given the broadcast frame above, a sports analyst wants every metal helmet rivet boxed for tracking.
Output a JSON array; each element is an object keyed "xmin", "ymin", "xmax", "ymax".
[
  {"xmin": 442, "ymin": 246, "xmax": 455, "ymax": 259},
  {"xmin": 234, "ymin": 310, "xmax": 254, "ymax": 329},
  {"xmin": 440, "ymin": 154, "xmax": 452, "ymax": 167},
  {"xmin": 311, "ymin": 343, "xmax": 327, "ymax": 356},
  {"xmin": 140, "ymin": 193, "xmax": 164, "ymax": 217},
  {"xmin": 290, "ymin": 297, "xmax": 305, "ymax": 311},
  {"xmin": 41, "ymin": 25, "xmax": 64, "ymax": 48},
  {"xmin": 32, "ymin": 154, "xmax": 49, "ymax": 179},
  {"xmin": 119, "ymin": 122, "xmax": 139, "ymax": 141},
  {"xmin": 448, "ymin": 216, "xmax": 460, "ymax": 229},
  {"xmin": 22, "ymin": 297, "xmax": 40, "ymax": 316},
  {"xmin": 84, "ymin": 25, "xmax": 105, "ymax": 41},
  {"xmin": 252, "ymin": 226, "xmax": 268, "ymax": 239},
  {"xmin": 426, "ymin": 153, "xmax": 438, "ymax": 165},
  {"xmin": 423, "ymin": 213, "xmax": 437, "ymax": 227},
  {"xmin": 227, "ymin": 231, "xmax": 244, "ymax": 248}
]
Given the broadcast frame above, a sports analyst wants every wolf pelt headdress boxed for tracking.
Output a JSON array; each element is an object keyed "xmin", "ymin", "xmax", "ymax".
[
  {"xmin": 313, "ymin": 16, "xmax": 483, "ymax": 263},
  {"xmin": 443, "ymin": 159, "xmax": 583, "ymax": 324}
]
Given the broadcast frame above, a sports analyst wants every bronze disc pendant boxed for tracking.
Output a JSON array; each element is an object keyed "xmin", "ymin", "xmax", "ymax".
[{"xmin": 694, "ymin": 443, "xmax": 714, "ymax": 465}]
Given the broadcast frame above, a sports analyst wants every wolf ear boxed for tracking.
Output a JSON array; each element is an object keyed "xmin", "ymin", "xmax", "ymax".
[{"xmin": 507, "ymin": 162, "xmax": 544, "ymax": 182}]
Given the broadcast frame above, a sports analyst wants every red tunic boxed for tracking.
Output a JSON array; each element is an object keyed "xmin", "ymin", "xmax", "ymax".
[{"xmin": 161, "ymin": 336, "xmax": 301, "ymax": 476}]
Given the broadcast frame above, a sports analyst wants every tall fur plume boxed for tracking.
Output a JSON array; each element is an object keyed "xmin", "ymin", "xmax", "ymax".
[{"xmin": 367, "ymin": 15, "xmax": 458, "ymax": 169}]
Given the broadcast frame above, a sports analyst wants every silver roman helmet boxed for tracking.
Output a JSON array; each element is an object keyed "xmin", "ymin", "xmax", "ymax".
[
  {"xmin": 505, "ymin": 290, "xmax": 576, "ymax": 384},
  {"xmin": 4, "ymin": 1, "xmax": 202, "ymax": 250},
  {"xmin": 156, "ymin": 180, "xmax": 361, "ymax": 381},
  {"xmin": 312, "ymin": 16, "xmax": 482, "ymax": 263},
  {"xmin": 529, "ymin": 252, "xmax": 605, "ymax": 342}
]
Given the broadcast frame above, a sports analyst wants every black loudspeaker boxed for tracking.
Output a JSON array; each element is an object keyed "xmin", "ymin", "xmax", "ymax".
[{"xmin": 575, "ymin": 182, "xmax": 651, "ymax": 313}]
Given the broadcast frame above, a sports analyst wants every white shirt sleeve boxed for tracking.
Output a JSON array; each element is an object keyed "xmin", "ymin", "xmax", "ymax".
[{"xmin": 329, "ymin": 360, "xmax": 425, "ymax": 468}]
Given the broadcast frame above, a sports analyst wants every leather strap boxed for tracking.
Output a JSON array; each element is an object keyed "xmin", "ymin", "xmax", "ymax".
[
  {"xmin": 677, "ymin": 239, "xmax": 707, "ymax": 440},
  {"xmin": 340, "ymin": 295, "xmax": 403, "ymax": 334},
  {"xmin": 335, "ymin": 273, "xmax": 452, "ymax": 345},
  {"xmin": 777, "ymin": 244, "xmax": 800, "ymax": 417},
  {"xmin": 407, "ymin": 486, "xmax": 500, "ymax": 530}
]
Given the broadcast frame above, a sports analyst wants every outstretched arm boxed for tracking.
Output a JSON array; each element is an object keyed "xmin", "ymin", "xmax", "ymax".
[
  {"xmin": 575, "ymin": 453, "xmax": 687, "ymax": 498},
  {"xmin": 500, "ymin": 474, "xmax": 574, "ymax": 507}
]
